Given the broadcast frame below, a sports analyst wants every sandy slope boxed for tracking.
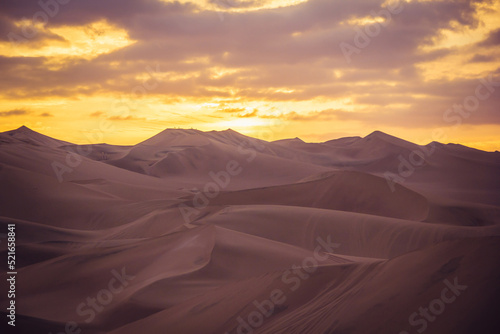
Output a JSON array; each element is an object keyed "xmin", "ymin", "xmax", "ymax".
[{"xmin": 0, "ymin": 126, "xmax": 499, "ymax": 334}]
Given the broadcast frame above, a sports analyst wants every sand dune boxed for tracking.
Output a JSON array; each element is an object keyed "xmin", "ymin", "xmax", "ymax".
[
  {"xmin": 206, "ymin": 170, "xmax": 430, "ymax": 221},
  {"xmin": 1, "ymin": 126, "xmax": 499, "ymax": 333}
]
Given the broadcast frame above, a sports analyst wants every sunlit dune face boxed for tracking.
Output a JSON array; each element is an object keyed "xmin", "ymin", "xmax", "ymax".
[{"xmin": 0, "ymin": 0, "xmax": 499, "ymax": 149}]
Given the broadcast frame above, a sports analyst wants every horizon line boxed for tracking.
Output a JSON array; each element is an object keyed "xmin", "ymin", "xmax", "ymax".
[{"xmin": 3, "ymin": 125, "xmax": 499, "ymax": 153}]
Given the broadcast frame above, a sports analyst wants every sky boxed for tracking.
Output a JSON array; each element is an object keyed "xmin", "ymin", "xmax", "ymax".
[{"xmin": 0, "ymin": 0, "xmax": 499, "ymax": 150}]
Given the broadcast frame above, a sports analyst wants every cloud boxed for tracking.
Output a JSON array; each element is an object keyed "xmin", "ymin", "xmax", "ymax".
[
  {"xmin": 284, "ymin": 109, "xmax": 339, "ymax": 121},
  {"xmin": 0, "ymin": 109, "xmax": 28, "ymax": 117},
  {"xmin": 240, "ymin": 109, "xmax": 258, "ymax": 117},
  {"xmin": 108, "ymin": 115, "xmax": 147, "ymax": 121},
  {"xmin": 89, "ymin": 111, "xmax": 146, "ymax": 121},
  {"xmin": 39, "ymin": 112, "xmax": 53, "ymax": 117},
  {"xmin": 0, "ymin": 0, "xmax": 488, "ymax": 99},
  {"xmin": 0, "ymin": 14, "xmax": 66, "ymax": 44},
  {"xmin": 0, "ymin": 0, "xmax": 498, "ymax": 140},
  {"xmin": 209, "ymin": 0, "xmax": 267, "ymax": 10},
  {"xmin": 469, "ymin": 54, "xmax": 496, "ymax": 63},
  {"xmin": 218, "ymin": 107, "xmax": 246, "ymax": 113},
  {"xmin": 478, "ymin": 28, "xmax": 500, "ymax": 46},
  {"xmin": 90, "ymin": 111, "xmax": 104, "ymax": 117}
]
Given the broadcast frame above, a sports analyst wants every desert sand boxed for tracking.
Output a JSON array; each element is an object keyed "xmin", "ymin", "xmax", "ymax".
[{"xmin": 1, "ymin": 126, "xmax": 499, "ymax": 334}]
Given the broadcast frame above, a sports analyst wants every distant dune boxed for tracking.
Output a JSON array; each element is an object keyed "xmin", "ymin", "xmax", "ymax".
[{"xmin": 1, "ymin": 126, "xmax": 499, "ymax": 333}]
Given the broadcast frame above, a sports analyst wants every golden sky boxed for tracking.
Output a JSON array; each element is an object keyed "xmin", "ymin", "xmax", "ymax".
[{"xmin": 0, "ymin": 0, "xmax": 499, "ymax": 150}]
